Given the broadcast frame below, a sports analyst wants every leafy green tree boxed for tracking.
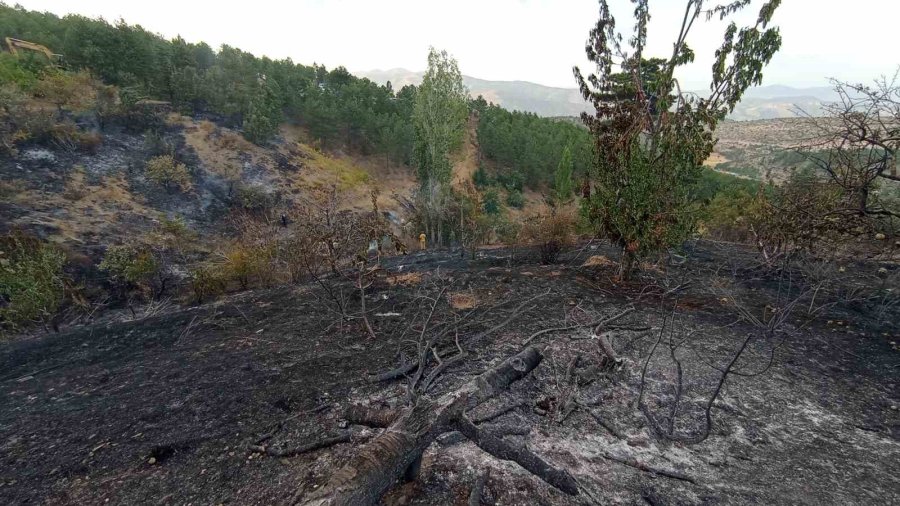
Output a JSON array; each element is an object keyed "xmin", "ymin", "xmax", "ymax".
[
  {"xmin": 553, "ymin": 144, "xmax": 575, "ymax": 206},
  {"xmin": 476, "ymin": 104, "xmax": 592, "ymax": 189},
  {"xmin": 575, "ymin": 0, "xmax": 782, "ymax": 278},
  {"xmin": 413, "ymin": 47, "xmax": 468, "ymax": 244},
  {"xmin": 243, "ymin": 76, "xmax": 282, "ymax": 144},
  {"xmin": 0, "ymin": 53, "xmax": 40, "ymax": 89}
]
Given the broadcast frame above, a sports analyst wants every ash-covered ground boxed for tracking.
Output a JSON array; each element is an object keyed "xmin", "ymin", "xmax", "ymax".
[{"xmin": 1, "ymin": 242, "xmax": 898, "ymax": 505}]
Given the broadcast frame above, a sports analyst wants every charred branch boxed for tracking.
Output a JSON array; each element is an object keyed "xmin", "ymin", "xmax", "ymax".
[{"xmin": 455, "ymin": 416, "xmax": 579, "ymax": 496}]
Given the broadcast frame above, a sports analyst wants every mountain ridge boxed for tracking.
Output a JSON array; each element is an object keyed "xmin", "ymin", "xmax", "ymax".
[{"xmin": 357, "ymin": 68, "xmax": 834, "ymax": 120}]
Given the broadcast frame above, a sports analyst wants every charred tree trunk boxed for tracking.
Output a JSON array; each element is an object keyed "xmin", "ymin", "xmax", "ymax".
[{"xmin": 299, "ymin": 346, "xmax": 545, "ymax": 505}]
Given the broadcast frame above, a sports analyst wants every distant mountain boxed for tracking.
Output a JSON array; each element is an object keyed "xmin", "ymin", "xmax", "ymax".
[
  {"xmin": 357, "ymin": 68, "xmax": 587, "ymax": 117},
  {"xmin": 357, "ymin": 68, "xmax": 834, "ymax": 120}
]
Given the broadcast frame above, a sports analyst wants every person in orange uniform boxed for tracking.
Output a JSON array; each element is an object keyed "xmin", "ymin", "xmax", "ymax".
[{"xmin": 419, "ymin": 232, "xmax": 427, "ymax": 251}]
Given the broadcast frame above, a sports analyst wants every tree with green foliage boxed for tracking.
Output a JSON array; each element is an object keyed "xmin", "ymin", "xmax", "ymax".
[
  {"xmin": 575, "ymin": 0, "xmax": 782, "ymax": 278},
  {"xmin": 243, "ymin": 75, "xmax": 282, "ymax": 144},
  {"xmin": 413, "ymin": 47, "xmax": 468, "ymax": 244},
  {"xmin": 476, "ymin": 104, "xmax": 592, "ymax": 189},
  {"xmin": 0, "ymin": 53, "xmax": 41, "ymax": 89},
  {"xmin": 553, "ymin": 144, "xmax": 575, "ymax": 206}
]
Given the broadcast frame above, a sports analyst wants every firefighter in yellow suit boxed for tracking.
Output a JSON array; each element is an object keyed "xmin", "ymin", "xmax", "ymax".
[{"xmin": 419, "ymin": 233, "xmax": 427, "ymax": 251}]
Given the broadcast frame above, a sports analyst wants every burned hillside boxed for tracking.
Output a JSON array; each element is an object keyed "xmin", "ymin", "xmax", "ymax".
[
  {"xmin": 1, "ymin": 243, "xmax": 898, "ymax": 505},
  {"xmin": 2, "ymin": 1, "xmax": 900, "ymax": 504}
]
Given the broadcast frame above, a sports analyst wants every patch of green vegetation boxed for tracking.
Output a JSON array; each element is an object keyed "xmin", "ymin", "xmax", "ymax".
[
  {"xmin": 98, "ymin": 245, "xmax": 159, "ymax": 293},
  {"xmin": 482, "ymin": 188, "xmax": 501, "ymax": 215},
  {"xmin": 695, "ymin": 169, "xmax": 761, "ymax": 201},
  {"xmin": 0, "ymin": 233, "xmax": 67, "ymax": 330},
  {"xmin": 715, "ymin": 163, "xmax": 761, "ymax": 179},
  {"xmin": 474, "ymin": 100, "xmax": 592, "ymax": 189},
  {"xmin": 0, "ymin": 53, "xmax": 41, "ymax": 89},
  {"xmin": 145, "ymin": 155, "xmax": 192, "ymax": 192},
  {"xmin": 506, "ymin": 189, "xmax": 525, "ymax": 209}
]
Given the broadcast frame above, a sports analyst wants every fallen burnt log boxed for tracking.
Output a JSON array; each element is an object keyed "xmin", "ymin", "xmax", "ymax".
[
  {"xmin": 299, "ymin": 345, "xmax": 578, "ymax": 505},
  {"xmin": 455, "ymin": 416, "xmax": 579, "ymax": 495}
]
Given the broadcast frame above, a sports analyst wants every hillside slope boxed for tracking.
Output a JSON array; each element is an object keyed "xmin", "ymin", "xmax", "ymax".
[{"xmin": 0, "ymin": 116, "xmax": 421, "ymax": 256}]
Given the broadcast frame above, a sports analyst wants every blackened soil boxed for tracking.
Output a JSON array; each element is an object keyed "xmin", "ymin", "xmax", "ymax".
[{"xmin": 1, "ymin": 242, "xmax": 898, "ymax": 505}]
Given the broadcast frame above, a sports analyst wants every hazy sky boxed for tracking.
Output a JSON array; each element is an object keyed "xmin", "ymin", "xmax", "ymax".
[{"xmin": 11, "ymin": 0, "xmax": 900, "ymax": 89}]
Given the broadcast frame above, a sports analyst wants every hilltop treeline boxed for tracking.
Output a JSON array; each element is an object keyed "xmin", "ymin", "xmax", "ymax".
[
  {"xmin": 0, "ymin": 3, "xmax": 415, "ymax": 158},
  {"xmin": 1, "ymin": 3, "xmax": 583, "ymax": 189}
]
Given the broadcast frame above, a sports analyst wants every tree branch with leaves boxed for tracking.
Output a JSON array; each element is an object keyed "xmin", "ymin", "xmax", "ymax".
[{"xmin": 574, "ymin": 0, "xmax": 782, "ymax": 278}]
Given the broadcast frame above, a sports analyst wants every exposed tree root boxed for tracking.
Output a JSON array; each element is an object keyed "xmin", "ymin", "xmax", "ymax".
[{"xmin": 585, "ymin": 409, "xmax": 626, "ymax": 440}]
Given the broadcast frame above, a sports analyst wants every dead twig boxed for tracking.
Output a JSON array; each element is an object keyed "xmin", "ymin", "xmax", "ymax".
[
  {"xmin": 367, "ymin": 361, "xmax": 417, "ymax": 383},
  {"xmin": 357, "ymin": 267, "xmax": 378, "ymax": 340},
  {"xmin": 599, "ymin": 452, "xmax": 696, "ymax": 484},
  {"xmin": 251, "ymin": 431, "xmax": 351, "ymax": 458},
  {"xmin": 420, "ymin": 331, "xmax": 466, "ymax": 393},
  {"xmin": 522, "ymin": 306, "xmax": 635, "ymax": 345}
]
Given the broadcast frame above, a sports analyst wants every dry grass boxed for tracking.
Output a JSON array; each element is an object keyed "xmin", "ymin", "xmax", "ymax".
[
  {"xmin": 181, "ymin": 118, "xmax": 257, "ymax": 181},
  {"xmin": 299, "ymin": 143, "xmax": 370, "ymax": 190},
  {"xmin": 639, "ymin": 261, "xmax": 665, "ymax": 274},
  {"xmin": 582, "ymin": 255, "xmax": 617, "ymax": 268},
  {"xmin": 9, "ymin": 169, "xmax": 152, "ymax": 246},
  {"xmin": 450, "ymin": 115, "xmax": 479, "ymax": 192},
  {"xmin": 703, "ymin": 152, "xmax": 728, "ymax": 167},
  {"xmin": 0, "ymin": 179, "xmax": 27, "ymax": 200},
  {"xmin": 448, "ymin": 291, "xmax": 477, "ymax": 310},
  {"xmin": 386, "ymin": 271, "xmax": 423, "ymax": 286}
]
